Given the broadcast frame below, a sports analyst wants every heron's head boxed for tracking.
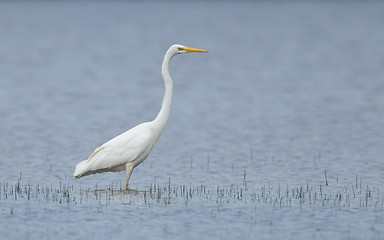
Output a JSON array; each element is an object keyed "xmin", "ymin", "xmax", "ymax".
[{"xmin": 170, "ymin": 44, "xmax": 208, "ymax": 55}]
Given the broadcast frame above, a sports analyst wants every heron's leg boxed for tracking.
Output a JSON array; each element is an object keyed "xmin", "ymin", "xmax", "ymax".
[{"xmin": 125, "ymin": 163, "xmax": 134, "ymax": 190}]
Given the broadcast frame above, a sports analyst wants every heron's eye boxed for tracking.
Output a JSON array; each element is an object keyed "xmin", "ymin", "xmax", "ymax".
[{"xmin": 178, "ymin": 47, "xmax": 184, "ymax": 51}]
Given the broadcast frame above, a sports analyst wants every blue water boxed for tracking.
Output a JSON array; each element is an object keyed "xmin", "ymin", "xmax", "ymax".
[{"xmin": 1, "ymin": 1, "xmax": 384, "ymax": 239}]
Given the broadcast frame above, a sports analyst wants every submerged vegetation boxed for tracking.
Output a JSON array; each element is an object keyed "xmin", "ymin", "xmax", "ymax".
[
  {"xmin": 1, "ymin": 173, "xmax": 383, "ymax": 240},
  {"xmin": 1, "ymin": 173, "xmax": 383, "ymax": 213}
]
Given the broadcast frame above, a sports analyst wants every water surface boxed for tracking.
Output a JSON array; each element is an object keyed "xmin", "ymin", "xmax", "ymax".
[{"xmin": 1, "ymin": 1, "xmax": 384, "ymax": 239}]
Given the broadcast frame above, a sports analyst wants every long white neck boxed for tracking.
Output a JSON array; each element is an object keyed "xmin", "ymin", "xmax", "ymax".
[{"xmin": 151, "ymin": 50, "xmax": 175, "ymax": 142}]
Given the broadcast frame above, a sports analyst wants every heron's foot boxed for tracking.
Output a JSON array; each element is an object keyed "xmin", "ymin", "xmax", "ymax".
[{"xmin": 124, "ymin": 188, "xmax": 139, "ymax": 195}]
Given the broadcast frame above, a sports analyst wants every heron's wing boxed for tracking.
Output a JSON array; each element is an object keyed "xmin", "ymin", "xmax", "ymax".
[{"xmin": 86, "ymin": 128, "xmax": 154, "ymax": 171}]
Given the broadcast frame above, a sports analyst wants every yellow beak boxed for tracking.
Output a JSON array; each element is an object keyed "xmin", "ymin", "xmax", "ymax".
[{"xmin": 184, "ymin": 47, "xmax": 208, "ymax": 53}]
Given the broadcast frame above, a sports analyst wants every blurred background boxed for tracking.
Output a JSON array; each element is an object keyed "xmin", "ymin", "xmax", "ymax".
[
  {"xmin": 0, "ymin": 1, "xmax": 384, "ymax": 239},
  {"xmin": 1, "ymin": 0, "xmax": 383, "ymax": 185}
]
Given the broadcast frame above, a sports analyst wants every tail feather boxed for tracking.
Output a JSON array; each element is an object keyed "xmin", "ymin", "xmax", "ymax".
[{"xmin": 74, "ymin": 160, "xmax": 89, "ymax": 179}]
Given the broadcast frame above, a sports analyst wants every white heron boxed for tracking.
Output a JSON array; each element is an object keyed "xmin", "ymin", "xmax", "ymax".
[{"xmin": 74, "ymin": 44, "xmax": 207, "ymax": 190}]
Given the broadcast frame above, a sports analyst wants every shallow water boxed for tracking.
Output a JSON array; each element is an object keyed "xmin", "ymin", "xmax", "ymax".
[{"xmin": 1, "ymin": 1, "xmax": 384, "ymax": 239}]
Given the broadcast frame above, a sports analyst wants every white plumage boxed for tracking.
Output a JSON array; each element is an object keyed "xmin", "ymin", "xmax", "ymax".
[
  {"xmin": 73, "ymin": 44, "xmax": 207, "ymax": 190},
  {"xmin": 74, "ymin": 123, "xmax": 154, "ymax": 177}
]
